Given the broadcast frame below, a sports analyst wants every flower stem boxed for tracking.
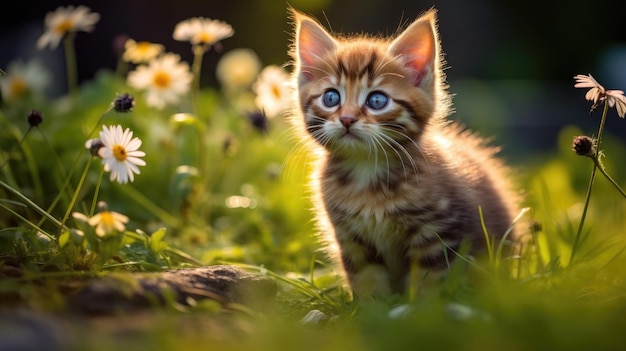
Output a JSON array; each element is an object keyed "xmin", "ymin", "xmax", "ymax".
[
  {"xmin": 60, "ymin": 156, "xmax": 94, "ymax": 234},
  {"xmin": 38, "ymin": 106, "xmax": 112, "ymax": 228},
  {"xmin": 90, "ymin": 168, "xmax": 105, "ymax": 216},
  {"xmin": 63, "ymin": 32, "xmax": 78, "ymax": 96},
  {"xmin": 570, "ymin": 100, "xmax": 609, "ymax": 265},
  {"xmin": 592, "ymin": 157, "xmax": 626, "ymax": 199},
  {"xmin": 191, "ymin": 45, "xmax": 205, "ymax": 117},
  {"xmin": 0, "ymin": 127, "xmax": 32, "ymax": 170}
]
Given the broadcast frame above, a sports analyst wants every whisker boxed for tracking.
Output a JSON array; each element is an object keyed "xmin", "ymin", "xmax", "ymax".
[
  {"xmin": 373, "ymin": 132, "xmax": 412, "ymax": 180},
  {"xmin": 369, "ymin": 134, "xmax": 392, "ymax": 187},
  {"xmin": 379, "ymin": 124, "xmax": 432, "ymax": 175}
]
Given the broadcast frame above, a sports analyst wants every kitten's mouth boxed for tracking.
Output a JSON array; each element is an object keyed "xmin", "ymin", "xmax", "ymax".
[
  {"xmin": 340, "ymin": 130, "xmax": 361, "ymax": 140},
  {"xmin": 335, "ymin": 130, "xmax": 365, "ymax": 148}
]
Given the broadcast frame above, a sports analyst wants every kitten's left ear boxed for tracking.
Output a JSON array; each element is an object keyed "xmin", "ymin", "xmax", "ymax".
[{"xmin": 388, "ymin": 9, "xmax": 438, "ymax": 88}]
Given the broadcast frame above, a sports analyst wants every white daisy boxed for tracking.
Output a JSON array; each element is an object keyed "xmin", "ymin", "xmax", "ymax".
[
  {"xmin": 216, "ymin": 48, "xmax": 262, "ymax": 91},
  {"xmin": 97, "ymin": 125, "xmax": 146, "ymax": 184},
  {"xmin": 36, "ymin": 5, "xmax": 100, "ymax": 50},
  {"xmin": 87, "ymin": 210, "xmax": 129, "ymax": 237},
  {"xmin": 0, "ymin": 59, "xmax": 50, "ymax": 102},
  {"xmin": 122, "ymin": 39, "xmax": 164, "ymax": 64},
  {"xmin": 574, "ymin": 73, "xmax": 626, "ymax": 118},
  {"xmin": 173, "ymin": 17, "xmax": 234, "ymax": 47},
  {"xmin": 252, "ymin": 65, "xmax": 292, "ymax": 118},
  {"xmin": 127, "ymin": 53, "xmax": 193, "ymax": 110}
]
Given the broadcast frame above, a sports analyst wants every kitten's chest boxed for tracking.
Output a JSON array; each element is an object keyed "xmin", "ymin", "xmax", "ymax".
[
  {"xmin": 319, "ymin": 159, "xmax": 433, "ymax": 220},
  {"xmin": 319, "ymin": 165, "xmax": 435, "ymax": 226},
  {"xmin": 319, "ymin": 159, "xmax": 445, "ymax": 233}
]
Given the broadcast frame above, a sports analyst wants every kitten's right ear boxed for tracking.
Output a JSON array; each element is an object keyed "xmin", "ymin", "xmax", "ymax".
[
  {"xmin": 388, "ymin": 9, "xmax": 438, "ymax": 88},
  {"xmin": 292, "ymin": 10, "xmax": 337, "ymax": 80}
]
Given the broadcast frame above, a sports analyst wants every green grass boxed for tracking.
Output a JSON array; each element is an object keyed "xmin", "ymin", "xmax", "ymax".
[
  {"xmin": 3, "ymin": 17, "xmax": 626, "ymax": 351},
  {"xmin": 2, "ymin": 72, "xmax": 626, "ymax": 350}
]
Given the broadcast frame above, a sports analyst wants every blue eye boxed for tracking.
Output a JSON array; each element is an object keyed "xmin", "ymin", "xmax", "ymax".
[
  {"xmin": 323, "ymin": 89, "xmax": 341, "ymax": 107},
  {"xmin": 366, "ymin": 92, "xmax": 389, "ymax": 110}
]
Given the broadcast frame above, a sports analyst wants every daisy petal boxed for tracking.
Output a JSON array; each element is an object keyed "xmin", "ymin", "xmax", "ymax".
[{"xmin": 96, "ymin": 124, "xmax": 146, "ymax": 184}]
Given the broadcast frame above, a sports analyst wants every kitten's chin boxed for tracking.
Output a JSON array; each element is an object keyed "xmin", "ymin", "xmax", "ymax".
[{"xmin": 325, "ymin": 135, "xmax": 368, "ymax": 154}]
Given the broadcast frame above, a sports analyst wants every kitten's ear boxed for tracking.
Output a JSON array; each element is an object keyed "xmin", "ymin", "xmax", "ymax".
[
  {"xmin": 388, "ymin": 9, "xmax": 438, "ymax": 87},
  {"xmin": 292, "ymin": 10, "xmax": 337, "ymax": 81}
]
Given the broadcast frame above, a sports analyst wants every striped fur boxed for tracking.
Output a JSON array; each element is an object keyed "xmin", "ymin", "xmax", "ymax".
[{"xmin": 289, "ymin": 8, "xmax": 522, "ymax": 298}]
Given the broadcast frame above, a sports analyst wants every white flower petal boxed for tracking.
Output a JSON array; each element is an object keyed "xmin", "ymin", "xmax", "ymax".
[
  {"xmin": 126, "ymin": 138, "xmax": 142, "ymax": 151},
  {"xmin": 37, "ymin": 6, "xmax": 100, "ymax": 50},
  {"xmin": 126, "ymin": 156, "xmax": 146, "ymax": 166},
  {"xmin": 253, "ymin": 65, "xmax": 292, "ymax": 118},
  {"xmin": 96, "ymin": 125, "xmax": 146, "ymax": 184}
]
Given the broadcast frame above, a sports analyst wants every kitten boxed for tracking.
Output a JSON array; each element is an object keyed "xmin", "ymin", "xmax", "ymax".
[{"xmin": 289, "ymin": 8, "xmax": 523, "ymax": 298}]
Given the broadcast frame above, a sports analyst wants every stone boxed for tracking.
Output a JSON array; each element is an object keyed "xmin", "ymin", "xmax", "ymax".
[{"xmin": 69, "ymin": 265, "xmax": 277, "ymax": 314}]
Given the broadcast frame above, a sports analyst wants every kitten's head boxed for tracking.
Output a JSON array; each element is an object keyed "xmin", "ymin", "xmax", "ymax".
[{"xmin": 289, "ymin": 8, "xmax": 450, "ymax": 156}]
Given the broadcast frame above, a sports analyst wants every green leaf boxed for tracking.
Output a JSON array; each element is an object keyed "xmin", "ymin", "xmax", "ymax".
[
  {"xmin": 58, "ymin": 230, "xmax": 70, "ymax": 248},
  {"xmin": 149, "ymin": 228, "xmax": 168, "ymax": 254}
]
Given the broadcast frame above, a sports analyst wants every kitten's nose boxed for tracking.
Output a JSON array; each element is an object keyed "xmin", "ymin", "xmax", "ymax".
[{"xmin": 340, "ymin": 116, "xmax": 357, "ymax": 129}]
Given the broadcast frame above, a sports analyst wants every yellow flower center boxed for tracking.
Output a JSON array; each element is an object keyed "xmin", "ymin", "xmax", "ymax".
[
  {"xmin": 272, "ymin": 85, "xmax": 282, "ymax": 99},
  {"xmin": 112, "ymin": 144, "xmax": 127, "ymax": 161},
  {"xmin": 54, "ymin": 20, "xmax": 74, "ymax": 34},
  {"xmin": 10, "ymin": 78, "xmax": 28, "ymax": 98},
  {"xmin": 99, "ymin": 211, "xmax": 115, "ymax": 230},
  {"xmin": 136, "ymin": 42, "xmax": 152, "ymax": 53},
  {"xmin": 197, "ymin": 32, "xmax": 215, "ymax": 44},
  {"xmin": 153, "ymin": 71, "xmax": 171, "ymax": 88}
]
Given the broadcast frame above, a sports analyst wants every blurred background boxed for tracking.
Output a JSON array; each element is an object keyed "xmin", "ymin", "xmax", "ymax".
[{"xmin": 1, "ymin": 0, "xmax": 625, "ymax": 162}]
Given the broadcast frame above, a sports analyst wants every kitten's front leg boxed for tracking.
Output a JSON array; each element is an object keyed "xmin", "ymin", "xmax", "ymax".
[
  {"xmin": 336, "ymin": 236, "xmax": 393, "ymax": 298},
  {"xmin": 348, "ymin": 264, "xmax": 393, "ymax": 298}
]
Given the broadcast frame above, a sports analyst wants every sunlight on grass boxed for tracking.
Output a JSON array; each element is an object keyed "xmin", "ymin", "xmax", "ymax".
[{"xmin": 1, "ymin": 4, "xmax": 626, "ymax": 351}]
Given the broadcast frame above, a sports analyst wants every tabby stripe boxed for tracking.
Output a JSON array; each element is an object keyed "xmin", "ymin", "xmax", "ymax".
[
  {"xmin": 409, "ymin": 231, "xmax": 458, "ymax": 250},
  {"xmin": 333, "ymin": 167, "xmax": 353, "ymax": 186},
  {"xmin": 358, "ymin": 52, "xmax": 378, "ymax": 82},
  {"xmin": 303, "ymin": 93, "xmax": 322, "ymax": 114},
  {"xmin": 336, "ymin": 60, "xmax": 347, "ymax": 78},
  {"xmin": 394, "ymin": 98, "xmax": 428, "ymax": 124},
  {"xmin": 339, "ymin": 232, "xmax": 384, "ymax": 273},
  {"xmin": 418, "ymin": 241, "xmax": 461, "ymax": 270},
  {"xmin": 395, "ymin": 205, "xmax": 438, "ymax": 218}
]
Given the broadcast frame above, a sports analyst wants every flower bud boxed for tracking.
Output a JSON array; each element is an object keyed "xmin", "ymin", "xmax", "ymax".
[
  {"xmin": 113, "ymin": 93, "xmax": 135, "ymax": 113},
  {"xmin": 572, "ymin": 135, "xmax": 596, "ymax": 157},
  {"xmin": 27, "ymin": 109, "xmax": 43, "ymax": 127}
]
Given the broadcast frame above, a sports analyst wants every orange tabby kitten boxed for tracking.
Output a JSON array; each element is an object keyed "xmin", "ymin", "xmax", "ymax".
[{"xmin": 289, "ymin": 8, "xmax": 522, "ymax": 298}]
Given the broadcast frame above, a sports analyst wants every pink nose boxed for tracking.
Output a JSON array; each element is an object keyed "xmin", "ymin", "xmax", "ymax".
[{"xmin": 340, "ymin": 116, "xmax": 357, "ymax": 128}]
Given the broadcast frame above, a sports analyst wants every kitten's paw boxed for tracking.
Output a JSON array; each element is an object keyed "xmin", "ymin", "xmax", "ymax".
[{"xmin": 350, "ymin": 265, "xmax": 392, "ymax": 299}]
